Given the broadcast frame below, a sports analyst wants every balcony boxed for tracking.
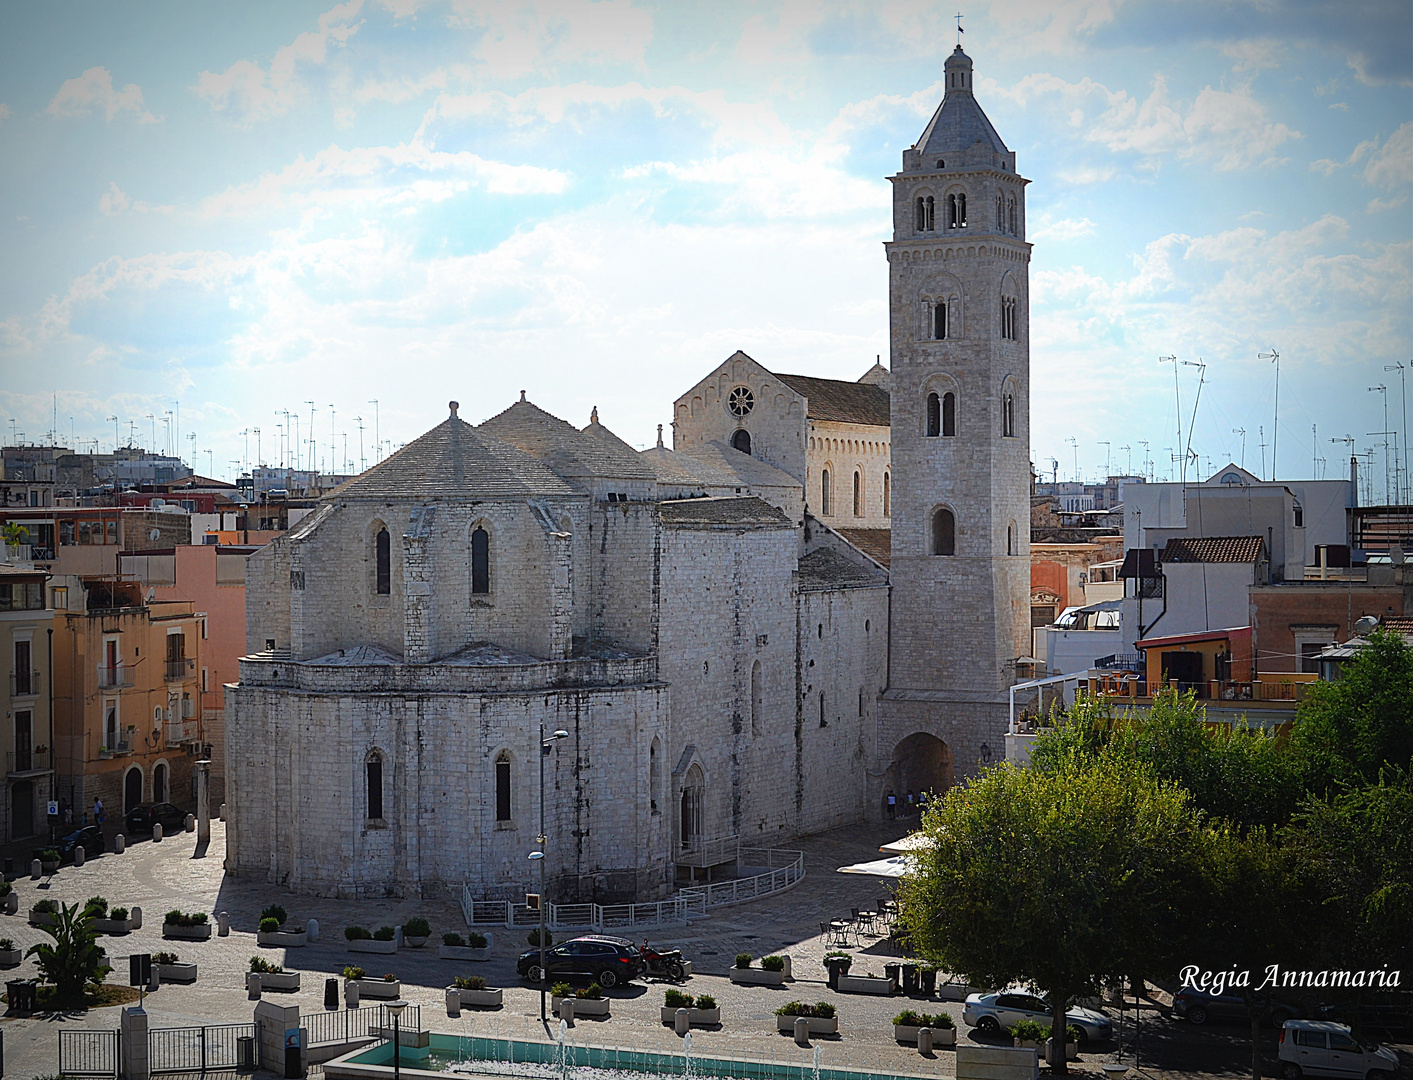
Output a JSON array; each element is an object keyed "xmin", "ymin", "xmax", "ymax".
[
  {"xmin": 165, "ymin": 657, "xmax": 195, "ymax": 682},
  {"xmin": 7, "ymin": 748, "xmax": 51, "ymax": 777},
  {"xmin": 165, "ymin": 719, "xmax": 199, "ymax": 744},
  {"xmin": 29, "ymin": 544, "xmax": 55, "ymax": 561},
  {"xmin": 8, "ymin": 669, "xmax": 41, "ymax": 698},
  {"xmin": 96, "ymin": 663, "xmax": 135, "ymax": 690},
  {"xmin": 97, "ymin": 741, "xmax": 132, "ymax": 759}
]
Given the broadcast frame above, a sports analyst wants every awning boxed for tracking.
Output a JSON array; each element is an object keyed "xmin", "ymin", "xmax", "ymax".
[
  {"xmin": 836, "ymin": 856, "xmax": 912, "ymax": 878},
  {"xmin": 879, "ymin": 833, "xmax": 933, "ymax": 855}
]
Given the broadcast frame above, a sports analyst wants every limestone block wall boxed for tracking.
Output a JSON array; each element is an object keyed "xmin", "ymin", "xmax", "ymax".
[
  {"xmin": 245, "ymin": 541, "xmax": 290, "ymax": 653},
  {"xmin": 673, "ymin": 353, "xmax": 808, "ymax": 484},
  {"xmin": 587, "ymin": 500, "xmax": 659, "ymax": 652},
  {"xmin": 807, "ymin": 420, "xmax": 891, "ymax": 527}
]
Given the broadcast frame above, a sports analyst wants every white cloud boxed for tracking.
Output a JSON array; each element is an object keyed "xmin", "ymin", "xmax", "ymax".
[
  {"xmin": 194, "ymin": 0, "xmax": 364, "ymax": 124},
  {"xmin": 1220, "ymin": 38, "xmax": 1285, "ymax": 73},
  {"xmin": 47, "ymin": 67, "xmax": 158, "ymax": 123},
  {"xmin": 98, "ymin": 181, "xmax": 172, "ymax": 216},
  {"xmin": 1030, "ymin": 216, "xmax": 1097, "ymax": 242},
  {"xmin": 1310, "ymin": 123, "xmax": 1412, "ymax": 190},
  {"xmin": 0, "ymin": 104, "xmax": 11, "ymax": 124},
  {"xmin": 444, "ymin": 0, "xmax": 652, "ymax": 79}
]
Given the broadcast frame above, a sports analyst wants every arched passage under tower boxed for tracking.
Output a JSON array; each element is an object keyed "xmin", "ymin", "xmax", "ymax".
[{"xmin": 882, "ymin": 732, "xmax": 954, "ymax": 817}]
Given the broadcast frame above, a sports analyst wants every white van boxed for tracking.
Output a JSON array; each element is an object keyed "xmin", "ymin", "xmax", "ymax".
[{"xmin": 1278, "ymin": 1020, "xmax": 1399, "ymax": 1080}]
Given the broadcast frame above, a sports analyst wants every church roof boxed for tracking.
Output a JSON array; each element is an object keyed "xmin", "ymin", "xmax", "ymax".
[
  {"xmin": 913, "ymin": 47, "xmax": 1009, "ymax": 160},
  {"xmin": 836, "ymin": 527, "xmax": 892, "ymax": 569},
  {"xmin": 640, "ymin": 440, "xmax": 798, "ymax": 492},
  {"xmin": 798, "ymin": 547, "xmax": 889, "ymax": 590},
  {"xmin": 659, "ymin": 497, "xmax": 791, "ymax": 529},
  {"xmin": 479, "ymin": 398, "xmax": 656, "ymax": 484},
  {"xmin": 327, "ymin": 406, "xmax": 575, "ymax": 501},
  {"xmin": 774, "ymin": 374, "xmax": 891, "ymax": 427}
]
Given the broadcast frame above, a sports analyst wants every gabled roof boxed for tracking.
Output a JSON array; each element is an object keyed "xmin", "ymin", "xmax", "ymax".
[
  {"xmin": 479, "ymin": 399, "xmax": 656, "ymax": 484},
  {"xmin": 659, "ymin": 497, "xmax": 790, "ymax": 529},
  {"xmin": 1161, "ymin": 536, "xmax": 1266, "ymax": 564},
  {"xmin": 640, "ymin": 440, "xmax": 799, "ymax": 492},
  {"xmin": 327, "ymin": 405, "xmax": 575, "ymax": 501},
  {"xmin": 774, "ymin": 374, "xmax": 890, "ymax": 427},
  {"xmin": 836, "ymin": 527, "xmax": 892, "ymax": 569},
  {"xmin": 1206, "ymin": 463, "xmax": 1261, "ymax": 486},
  {"xmin": 798, "ymin": 547, "xmax": 889, "ymax": 591}
]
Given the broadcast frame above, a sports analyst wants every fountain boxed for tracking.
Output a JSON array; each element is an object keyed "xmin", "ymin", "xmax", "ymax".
[
  {"xmin": 812, "ymin": 1046, "xmax": 820, "ymax": 1080},
  {"xmin": 682, "ymin": 1032, "xmax": 693, "ymax": 1080}
]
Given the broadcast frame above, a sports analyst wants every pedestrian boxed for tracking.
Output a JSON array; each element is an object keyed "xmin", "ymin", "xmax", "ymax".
[
  {"xmin": 93, "ymin": 796, "xmax": 104, "ymax": 828},
  {"xmin": 906, "ymin": 790, "xmax": 916, "ymax": 813},
  {"xmin": 63, "ymin": 802, "xmax": 72, "ymax": 827},
  {"xmin": 886, "ymin": 791, "xmax": 896, "ymax": 820}
]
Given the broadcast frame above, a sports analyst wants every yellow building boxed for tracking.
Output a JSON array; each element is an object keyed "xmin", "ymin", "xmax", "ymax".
[
  {"xmin": 51, "ymin": 576, "xmax": 205, "ymax": 821},
  {"xmin": 2, "ymin": 562, "xmax": 53, "ymax": 841}
]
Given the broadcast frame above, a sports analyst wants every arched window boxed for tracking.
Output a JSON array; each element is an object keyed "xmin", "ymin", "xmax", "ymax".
[
  {"xmin": 375, "ymin": 527, "xmax": 390, "ymax": 595},
  {"xmin": 942, "ymin": 391, "xmax": 956, "ymax": 436},
  {"xmin": 1007, "ymin": 524, "xmax": 1015, "ymax": 556},
  {"xmin": 471, "ymin": 526, "xmax": 490, "ymax": 594},
  {"xmin": 821, "ymin": 470, "xmax": 831, "ymax": 516},
  {"xmin": 957, "ymin": 192, "xmax": 967, "ymax": 227},
  {"xmin": 933, "ymin": 300, "xmax": 948, "ymax": 340},
  {"xmin": 650, "ymin": 737, "xmax": 662, "ymax": 812},
  {"xmin": 996, "ymin": 194, "xmax": 1005, "ymax": 233},
  {"xmin": 858, "ymin": 687, "xmax": 865, "ymax": 717},
  {"xmin": 731, "ymin": 429, "xmax": 751, "ymax": 455},
  {"xmin": 883, "ymin": 472, "xmax": 890, "ymax": 517},
  {"xmin": 915, "ymin": 195, "xmax": 935, "ymax": 231},
  {"xmin": 366, "ymin": 752, "xmax": 384, "ymax": 820},
  {"xmin": 931, "ymin": 508, "xmax": 956, "ymax": 556},
  {"xmin": 495, "ymin": 751, "xmax": 511, "ymax": 822},
  {"xmin": 819, "ymin": 692, "xmax": 827, "ymax": 728},
  {"xmin": 1000, "ymin": 296, "xmax": 1018, "ymax": 341},
  {"xmin": 926, "ymin": 392, "xmax": 940, "ymax": 437},
  {"xmin": 750, "ymin": 661, "xmax": 762, "ymax": 736},
  {"xmin": 1008, "ymin": 196, "xmax": 1017, "ymax": 235},
  {"xmin": 1002, "ymin": 384, "xmax": 1016, "ymax": 438},
  {"xmin": 947, "ymin": 193, "xmax": 957, "ymax": 228},
  {"xmin": 852, "ymin": 471, "xmax": 862, "ymax": 516}
]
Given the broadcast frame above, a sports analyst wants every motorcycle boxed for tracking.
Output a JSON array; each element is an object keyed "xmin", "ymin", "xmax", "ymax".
[{"xmin": 641, "ymin": 941, "xmax": 687, "ymax": 982}]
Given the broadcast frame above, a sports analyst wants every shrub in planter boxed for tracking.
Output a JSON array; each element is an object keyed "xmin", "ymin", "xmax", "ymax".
[
  {"xmin": 155, "ymin": 950, "xmax": 197, "ymax": 984},
  {"xmin": 527, "ymin": 928, "xmax": 552, "ymax": 947},
  {"xmin": 0, "ymin": 937, "xmax": 19, "ymax": 967},
  {"xmin": 164, "ymin": 910, "xmax": 207, "ymax": 927},
  {"xmin": 345, "ymin": 926, "xmax": 372, "ymax": 941},
  {"xmin": 454, "ymin": 975, "xmax": 487, "ymax": 991},
  {"xmin": 343, "ymin": 966, "xmax": 366, "ymax": 981},
  {"xmin": 32, "ymin": 899, "xmax": 57, "ymax": 913},
  {"xmin": 260, "ymin": 905, "xmax": 287, "ymax": 926},
  {"xmin": 110, "ymin": 908, "xmax": 129, "ymax": 922},
  {"xmin": 468, "ymin": 931, "xmax": 488, "ymax": 948},
  {"xmin": 1011, "ymin": 1019, "xmax": 1049, "ymax": 1044},
  {"xmin": 250, "ymin": 956, "xmax": 284, "ymax": 974},
  {"xmin": 259, "ymin": 917, "xmax": 281, "ymax": 934},
  {"xmin": 760, "ymin": 955, "xmax": 786, "ymax": 973},
  {"xmin": 443, "ymin": 933, "xmax": 465, "ymax": 947},
  {"xmin": 0, "ymin": 881, "xmax": 11, "ymax": 895},
  {"xmin": 402, "ymin": 917, "xmax": 430, "ymax": 942},
  {"xmin": 373, "ymin": 926, "xmax": 395, "ymax": 942},
  {"xmin": 575, "ymin": 983, "xmax": 603, "ymax": 1001},
  {"xmin": 84, "ymin": 897, "xmax": 108, "ymax": 917},
  {"xmin": 40, "ymin": 848, "xmax": 60, "ymax": 867},
  {"xmin": 551, "ymin": 982, "xmax": 571, "ymax": 999},
  {"xmin": 694, "ymin": 994, "xmax": 717, "ymax": 1010},
  {"xmin": 776, "ymin": 1001, "xmax": 836, "ymax": 1019},
  {"xmin": 154, "ymin": 951, "xmax": 180, "ymax": 966},
  {"xmin": 383, "ymin": 973, "xmax": 398, "ymax": 983},
  {"xmin": 734, "ymin": 954, "xmax": 753, "ymax": 969},
  {"xmin": 664, "ymin": 989, "xmax": 694, "ymax": 1009}
]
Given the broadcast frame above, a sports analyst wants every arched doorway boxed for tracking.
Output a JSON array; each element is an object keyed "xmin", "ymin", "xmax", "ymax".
[
  {"xmin": 10, "ymin": 781, "xmax": 33, "ymax": 839},
  {"xmin": 730, "ymin": 429, "xmax": 751, "ymax": 455},
  {"xmin": 153, "ymin": 761, "xmax": 168, "ymax": 804},
  {"xmin": 679, "ymin": 764, "xmax": 704, "ymax": 848},
  {"xmin": 124, "ymin": 767, "xmax": 144, "ymax": 813},
  {"xmin": 883, "ymin": 732, "xmax": 954, "ymax": 816}
]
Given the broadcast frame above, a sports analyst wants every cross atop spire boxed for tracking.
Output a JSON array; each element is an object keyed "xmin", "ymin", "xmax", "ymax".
[{"xmin": 955, "ymin": 11, "xmax": 964, "ymax": 46}]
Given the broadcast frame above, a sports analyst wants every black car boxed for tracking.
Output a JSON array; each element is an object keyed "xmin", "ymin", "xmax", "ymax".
[
  {"xmin": 1174, "ymin": 987, "xmax": 1303, "ymax": 1027},
  {"xmin": 516, "ymin": 935, "xmax": 643, "ymax": 988},
  {"xmin": 34, "ymin": 826, "xmax": 104, "ymax": 865},
  {"xmin": 124, "ymin": 802, "xmax": 188, "ymax": 835}
]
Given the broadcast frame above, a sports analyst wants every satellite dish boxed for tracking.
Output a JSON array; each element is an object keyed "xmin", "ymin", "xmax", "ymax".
[
  {"xmin": 1354, "ymin": 615, "xmax": 1379, "ymax": 637},
  {"xmin": 1391, "ymin": 546, "xmax": 1406, "ymax": 566},
  {"xmin": 145, "ymin": 587, "xmax": 155, "ymax": 602},
  {"xmin": 149, "ymin": 528, "xmax": 161, "ymax": 541}
]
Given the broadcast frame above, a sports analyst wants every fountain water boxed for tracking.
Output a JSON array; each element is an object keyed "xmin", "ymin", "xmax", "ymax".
[
  {"xmin": 682, "ymin": 1032, "xmax": 693, "ymax": 1080},
  {"xmin": 812, "ymin": 1046, "xmax": 820, "ymax": 1080},
  {"xmin": 556, "ymin": 1020, "xmax": 570, "ymax": 1080}
]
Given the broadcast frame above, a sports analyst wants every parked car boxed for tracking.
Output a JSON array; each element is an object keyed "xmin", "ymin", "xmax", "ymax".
[
  {"xmin": 1174, "ymin": 987, "xmax": 1302, "ymax": 1028},
  {"xmin": 516, "ymin": 935, "xmax": 644, "ymax": 988},
  {"xmin": 1278, "ymin": 1019, "xmax": 1398, "ymax": 1080},
  {"xmin": 963, "ymin": 991, "xmax": 1113, "ymax": 1044},
  {"xmin": 124, "ymin": 802, "xmax": 188, "ymax": 835},
  {"xmin": 33, "ymin": 825, "xmax": 104, "ymax": 865}
]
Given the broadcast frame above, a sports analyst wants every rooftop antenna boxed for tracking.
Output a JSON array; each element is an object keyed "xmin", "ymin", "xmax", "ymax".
[
  {"xmin": 1259, "ymin": 348, "xmax": 1280, "ymax": 479},
  {"xmin": 1232, "ymin": 428, "xmax": 1246, "ymax": 469},
  {"xmin": 1383, "ymin": 362, "xmax": 1408, "ymax": 504},
  {"xmin": 1258, "ymin": 425, "xmax": 1267, "ymax": 481},
  {"xmin": 1158, "ymin": 356, "xmax": 1183, "ymax": 482},
  {"xmin": 1119, "ymin": 444, "xmax": 1131, "ymax": 474},
  {"xmin": 1368, "ymin": 384, "xmax": 1391, "ymax": 505},
  {"xmin": 1138, "ymin": 440, "xmax": 1151, "ymax": 480},
  {"xmin": 1049, "ymin": 457, "xmax": 1058, "ymax": 485},
  {"xmin": 106, "ymin": 415, "xmax": 119, "ymax": 453},
  {"xmin": 356, "ymin": 416, "xmax": 365, "ymax": 473},
  {"xmin": 1065, "ymin": 436, "xmax": 1078, "ymax": 482},
  {"xmin": 368, "ymin": 400, "xmax": 380, "ymax": 463},
  {"xmin": 1181, "ymin": 358, "xmax": 1207, "ymax": 480},
  {"xmin": 1098, "ymin": 440, "xmax": 1111, "ymax": 477}
]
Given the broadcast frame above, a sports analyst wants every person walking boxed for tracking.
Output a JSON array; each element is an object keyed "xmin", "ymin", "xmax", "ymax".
[
  {"xmin": 93, "ymin": 797, "xmax": 104, "ymax": 829},
  {"xmin": 886, "ymin": 791, "xmax": 897, "ymax": 820}
]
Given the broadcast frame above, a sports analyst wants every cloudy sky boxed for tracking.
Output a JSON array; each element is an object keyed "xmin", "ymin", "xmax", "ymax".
[{"xmin": 1, "ymin": 1, "xmax": 1409, "ymax": 493}]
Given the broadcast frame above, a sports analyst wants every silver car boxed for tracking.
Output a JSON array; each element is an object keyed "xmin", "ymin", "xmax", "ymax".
[{"xmin": 963, "ymin": 990, "xmax": 1113, "ymax": 1043}]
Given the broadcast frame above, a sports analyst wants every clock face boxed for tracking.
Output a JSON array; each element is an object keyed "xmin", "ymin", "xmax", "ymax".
[{"xmin": 727, "ymin": 386, "xmax": 754, "ymax": 417}]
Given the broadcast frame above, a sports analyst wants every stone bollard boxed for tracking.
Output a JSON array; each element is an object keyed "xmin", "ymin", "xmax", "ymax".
[
  {"xmin": 558, "ymin": 997, "xmax": 574, "ymax": 1024},
  {"xmin": 918, "ymin": 1027, "xmax": 934, "ymax": 1055},
  {"xmin": 394, "ymin": 924, "xmax": 404, "ymax": 948},
  {"xmin": 149, "ymin": 967, "xmax": 160, "ymax": 992},
  {"xmin": 219, "ymin": 803, "xmax": 227, "ymax": 821},
  {"xmin": 73, "ymin": 845, "xmax": 85, "ymax": 868},
  {"xmin": 30, "ymin": 859, "xmax": 40, "ymax": 880},
  {"xmin": 794, "ymin": 1016, "xmax": 811, "ymax": 1046},
  {"xmin": 114, "ymin": 833, "xmax": 125, "ymax": 854},
  {"xmin": 131, "ymin": 906, "xmax": 142, "ymax": 930},
  {"xmin": 185, "ymin": 814, "xmax": 195, "ymax": 833},
  {"xmin": 218, "ymin": 911, "xmax": 230, "ymax": 936},
  {"xmin": 247, "ymin": 972, "xmax": 262, "ymax": 1000},
  {"xmin": 675, "ymin": 1008, "xmax": 690, "ymax": 1035},
  {"xmin": 781, "ymin": 955, "xmax": 793, "ymax": 981},
  {"xmin": 4, "ymin": 892, "xmax": 17, "ymax": 915},
  {"xmin": 345, "ymin": 981, "xmax": 360, "ymax": 1008},
  {"xmin": 446, "ymin": 988, "xmax": 461, "ymax": 1017},
  {"xmin": 153, "ymin": 822, "xmax": 163, "ymax": 843},
  {"xmin": 306, "ymin": 917, "xmax": 319, "ymax": 943}
]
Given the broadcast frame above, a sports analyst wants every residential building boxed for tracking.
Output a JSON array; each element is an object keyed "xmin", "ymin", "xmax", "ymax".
[{"xmin": 2, "ymin": 561, "xmax": 53, "ymax": 842}]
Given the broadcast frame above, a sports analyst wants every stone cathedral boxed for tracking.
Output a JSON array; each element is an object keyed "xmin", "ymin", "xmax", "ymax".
[{"xmin": 226, "ymin": 47, "xmax": 1031, "ymax": 901}]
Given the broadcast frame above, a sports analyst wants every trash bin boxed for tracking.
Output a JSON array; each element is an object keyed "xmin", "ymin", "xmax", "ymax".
[
  {"xmin": 919, "ymin": 967, "xmax": 938, "ymax": 995},
  {"xmin": 324, "ymin": 978, "xmax": 340, "ymax": 1009},
  {"xmin": 824, "ymin": 957, "xmax": 851, "ymax": 991},
  {"xmin": 237, "ymin": 1034, "xmax": 257, "ymax": 1070},
  {"xmin": 902, "ymin": 963, "xmax": 920, "ymax": 994},
  {"xmin": 884, "ymin": 962, "xmax": 901, "ymax": 989}
]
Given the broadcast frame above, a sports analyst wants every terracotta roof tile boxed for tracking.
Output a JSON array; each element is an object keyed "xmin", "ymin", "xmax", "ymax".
[
  {"xmin": 836, "ymin": 527, "xmax": 892, "ymax": 568},
  {"xmin": 1160, "ymin": 535, "xmax": 1266, "ymax": 564},
  {"xmin": 774, "ymin": 374, "xmax": 890, "ymax": 427}
]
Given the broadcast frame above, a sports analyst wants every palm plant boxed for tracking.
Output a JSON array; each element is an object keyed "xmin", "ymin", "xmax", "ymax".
[{"xmin": 25, "ymin": 901, "xmax": 111, "ymax": 1004}]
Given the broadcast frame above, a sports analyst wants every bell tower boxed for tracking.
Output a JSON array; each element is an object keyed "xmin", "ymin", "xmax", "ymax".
[{"xmin": 877, "ymin": 46, "xmax": 1032, "ymax": 786}]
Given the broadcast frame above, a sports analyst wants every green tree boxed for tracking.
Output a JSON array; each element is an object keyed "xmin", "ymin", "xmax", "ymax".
[
  {"xmin": 1291, "ymin": 629, "xmax": 1413, "ymax": 792},
  {"xmin": 899, "ymin": 748, "xmax": 1204, "ymax": 1074},
  {"xmin": 26, "ymin": 900, "xmax": 111, "ymax": 1005}
]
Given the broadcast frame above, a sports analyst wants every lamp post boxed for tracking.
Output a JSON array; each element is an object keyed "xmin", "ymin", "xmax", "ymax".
[
  {"xmin": 534, "ymin": 725, "xmax": 570, "ymax": 1022},
  {"xmin": 385, "ymin": 999, "xmax": 407, "ymax": 1080}
]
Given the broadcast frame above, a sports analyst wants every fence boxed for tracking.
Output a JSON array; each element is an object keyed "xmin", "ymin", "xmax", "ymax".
[
  {"xmin": 149, "ymin": 1023, "xmax": 255, "ymax": 1075},
  {"xmin": 305, "ymin": 1004, "xmax": 421, "ymax": 1047},
  {"xmin": 461, "ymin": 848, "xmax": 805, "ymax": 931},
  {"xmin": 58, "ymin": 1030, "xmax": 120, "ymax": 1077}
]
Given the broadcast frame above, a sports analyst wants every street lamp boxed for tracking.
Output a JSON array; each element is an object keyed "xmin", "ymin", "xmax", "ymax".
[
  {"xmin": 385, "ymin": 999, "xmax": 407, "ymax": 1080},
  {"xmin": 534, "ymin": 726, "xmax": 570, "ymax": 1022}
]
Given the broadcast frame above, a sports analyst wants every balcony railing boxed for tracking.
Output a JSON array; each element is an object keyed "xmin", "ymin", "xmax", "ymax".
[
  {"xmin": 165, "ymin": 657, "xmax": 194, "ymax": 681},
  {"xmin": 9, "ymin": 669, "xmax": 41, "ymax": 697},
  {"xmin": 165, "ymin": 719, "xmax": 198, "ymax": 744},
  {"xmin": 7, "ymin": 749, "xmax": 50, "ymax": 775},
  {"xmin": 96, "ymin": 663, "xmax": 134, "ymax": 690},
  {"xmin": 676, "ymin": 834, "xmax": 741, "ymax": 868},
  {"xmin": 29, "ymin": 544, "xmax": 55, "ymax": 561}
]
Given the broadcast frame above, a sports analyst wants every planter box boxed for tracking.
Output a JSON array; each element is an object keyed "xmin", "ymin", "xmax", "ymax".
[
  {"xmin": 257, "ymin": 930, "xmax": 307, "ymax": 947},
  {"xmin": 255, "ymin": 971, "xmax": 301, "ymax": 991},
  {"xmin": 730, "ymin": 967, "xmax": 785, "ymax": 986},
  {"xmin": 158, "ymin": 962, "xmax": 198, "ymax": 984},
  {"xmin": 936, "ymin": 981, "xmax": 990, "ymax": 1001},
  {"xmin": 163, "ymin": 923, "xmax": 212, "ymax": 940},
  {"xmin": 552, "ymin": 995, "xmax": 610, "ymax": 1017},
  {"xmin": 895, "ymin": 1025, "xmax": 957, "ymax": 1045},
  {"xmin": 41, "ymin": 862, "xmax": 58, "ymax": 875},
  {"xmin": 1017, "ymin": 1039, "xmax": 1043, "ymax": 1050},
  {"xmin": 776, "ymin": 1015, "xmax": 838, "ymax": 1035},
  {"xmin": 28, "ymin": 911, "xmax": 56, "ymax": 928},
  {"xmin": 439, "ymin": 945, "xmax": 491, "ymax": 962},
  {"xmin": 92, "ymin": 918, "xmax": 134, "ymax": 935},
  {"xmin": 402, "ymin": 935, "xmax": 428, "ymax": 948},
  {"xmin": 353, "ymin": 979, "xmax": 401, "ymax": 999},
  {"xmin": 0, "ymin": 948, "xmax": 21, "ymax": 967},
  {"xmin": 348, "ymin": 938, "xmax": 397, "ymax": 954},
  {"xmin": 660, "ymin": 1007, "xmax": 721, "ymax": 1026},
  {"xmin": 452, "ymin": 987, "xmax": 503, "ymax": 1008},
  {"xmin": 838, "ymin": 973, "xmax": 895, "ymax": 995},
  {"xmin": 1045, "ymin": 1038, "xmax": 1079, "ymax": 1061}
]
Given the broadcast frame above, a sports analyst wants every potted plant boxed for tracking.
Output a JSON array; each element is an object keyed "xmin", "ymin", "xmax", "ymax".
[
  {"xmin": 450, "ymin": 973, "xmax": 503, "ymax": 1009},
  {"xmin": 1046, "ymin": 1025, "xmax": 1082, "ymax": 1062},
  {"xmin": 348, "ymin": 968, "xmax": 401, "ymax": 999},
  {"xmin": 249, "ymin": 954, "xmax": 300, "ymax": 991},
  {"xmin": 86, "ymin": 897, "xmax": 134, "ymax": 936},
  {"xmin": 774, "ymin": 1001, "xmax": 838, "ymax": 1035},
  {"xmin": 838, "ymin": 966, "xmax": 896, "ymax": 995},
  {"xmin": 154, "ymin": 950, "xmax": 197, "ymax": 984},
  {"xmin": 660, "ymin": 989, "xmax": 721, "ymax": 1026},
  {"xmin": 401, "ymin": 917, "xmax": 430, "ymax": 948},
  {"xmin": 163, "ymin": 910, "xmax": 212, "ymax": 940},
  {"xmin": 1011, "ymin": 1018, "xmax": 1048, "ymax": 1050},
  {"xmin": 551, "ymin": 981, "xmax": 610, "ymax": 1018},
  {"xmin": 39, "ymin": 849, "xmax": 60, "ymax": 874},
  {"xmin": 29, "ymin": 898, "xmax": 58, "ymax": 927},
  {"xmin": 0, "ymin": 880, "xmax": 17, "ymax": 915},
  {"xmin": 730, "ymin": 953, "xmax": 786, "ymax": 986},
  {"xmin": 439, "ymin": 931, "xmax": 492, "ymax": 961},
  {"xmin": 345, "ymin": 925, "xmax": 396, "ymax": 954},
  {"xmin": 256, "ymin": 905, "xmax": 307, "ymax": 947},
  {"xmin": 823, "ymin": 951, "xmax": 852, "ymax": 990},
  {"xmin": 893, "ymin": 1009, "xmax": 956, "ymax": 1046},
  {"xmin": 0, "ymin": 937, "xmax": 20, "ymax": 967}
]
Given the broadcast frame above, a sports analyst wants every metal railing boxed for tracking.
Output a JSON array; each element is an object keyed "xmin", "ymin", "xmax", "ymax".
[
  {"xmin": 166, "ymin": 657, "xmax": 194, "ymax": 681},
  {"xmin": 96, "ymin": 663, "xmax": 135, "ymax": 689},
  {"xmin": 306, "ymin": 1003, "xmax": 419, "ymax": 1047},
  {"xmin": 8, "ymin": 668, "xmax": 40, "ymax": 697},
  {"xmin": 7, "ymin": 748, "xmax": 49, "ymax": 774},
  {"xmin": 165, "ymin": 719, "xmax": 199, "ymax": 743},
  {"xmin": 461, "ymin": 848, "xmax": 806, "ymax": 931},
  {"xmin": 58, "ymin": 1029, "xmax": 120, "ymax": 1077},
  {"xmin": 676, "ymin": 834, "xmax": 740, "ymax": 868}
]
